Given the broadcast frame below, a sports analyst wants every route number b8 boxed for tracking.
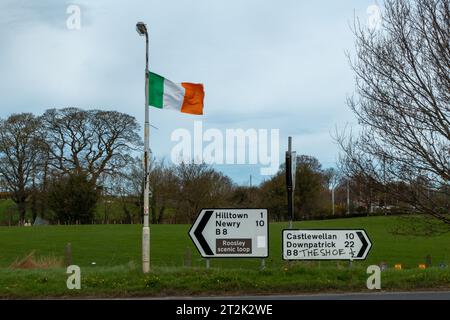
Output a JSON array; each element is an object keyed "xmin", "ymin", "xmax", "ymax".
[{"xmin": 216, "ymin": 229, "xmax": 227, "ymax": 235}]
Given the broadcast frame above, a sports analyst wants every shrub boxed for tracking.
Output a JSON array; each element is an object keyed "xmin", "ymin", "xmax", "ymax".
[{"xmin": 48, "ymin": 171, "xmax": 99, "ymax": 224}]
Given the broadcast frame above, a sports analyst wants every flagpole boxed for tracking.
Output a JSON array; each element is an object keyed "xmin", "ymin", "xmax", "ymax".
[{"xmin": 136, "ymin": 22, "xmax": 150, "ymax": 273}]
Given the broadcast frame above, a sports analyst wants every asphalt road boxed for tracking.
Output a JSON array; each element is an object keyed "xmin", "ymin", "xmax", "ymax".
[{"xmin": 142, "ymin": 291, "xmax": 450, "ymax": 300}]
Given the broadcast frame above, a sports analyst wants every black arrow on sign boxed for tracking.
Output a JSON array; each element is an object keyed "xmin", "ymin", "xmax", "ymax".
[
  {"xmin": 194, "ymin": 210, "xmax": 214, "ymax": 256},
  {"xmin": 356, "ymin": 231, "xmax": 368, "ymax": 258}
]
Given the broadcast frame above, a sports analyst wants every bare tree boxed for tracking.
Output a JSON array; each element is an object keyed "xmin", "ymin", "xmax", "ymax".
[
  {"xmin": 324, "ymin": 168, "xmax": 341, "ymax": 215},
  {"xmin": 338, "ymin": 0, "xmax": 449, "ymax": 223},
  {"xmin": 107, "ymin": 157, "xmax": 143, "ymax": 224},
  {"xmin": 29, "ymin": 133, "xmax": 51, "ymax": 221},
  {"xmin": 174, "ymin": 161, "xmax": 234, "ymax": 223},
  {"xmin": 108, "ymin": 156, "xmax": 179, "ymax": 224},
  {"xmin": 0, "ymin": 113, "xmax": 43, "ymax": 224},
  {"xmin": 148, "ymin": 159, "xmax": 178, "ymax": 224},
  {"xmin": 41, "ymin": 108, "xmax": 142, "ymax": 184}
]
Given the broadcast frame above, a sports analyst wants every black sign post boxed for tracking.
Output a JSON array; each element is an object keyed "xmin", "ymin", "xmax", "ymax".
[{"xmin": 285, "ymin": 137, "xmax": 295, "ymax": 229}]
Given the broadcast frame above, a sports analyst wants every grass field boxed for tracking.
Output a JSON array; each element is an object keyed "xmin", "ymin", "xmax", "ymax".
[
  {"xmin": 1, "ymin": 215, "xmax": 449, "ymax": 269},
  {"xmin": 0, "ymin": 215, "xmax": 449, "ymax": 298}
]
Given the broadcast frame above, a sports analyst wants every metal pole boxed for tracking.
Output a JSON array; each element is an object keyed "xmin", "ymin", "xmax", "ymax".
[
  {"xmin": 288, "ymin": 189, "xmax": 293, "ymax": 228},
  {"xmin": 289, "ymin": 137, "xmax": 294, "ymax": 226},
  {"xmin": 142, "ymin": 28, "xmax": 150, "ymax": 274}
]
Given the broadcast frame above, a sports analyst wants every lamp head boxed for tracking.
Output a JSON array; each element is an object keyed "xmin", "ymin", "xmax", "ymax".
[{"xmin": 136, "ymin": 22, "xmax": 147, "ymax": 36}]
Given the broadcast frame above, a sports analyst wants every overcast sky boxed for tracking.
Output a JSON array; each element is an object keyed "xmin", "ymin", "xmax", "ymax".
[{"xmin": 0, "ymin": 0, "xmax": 380, "ymax": 185}]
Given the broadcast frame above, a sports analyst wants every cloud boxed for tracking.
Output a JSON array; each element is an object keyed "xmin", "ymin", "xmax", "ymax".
[{"xmin": 0, "ymin": 0, "xmax": 376, "ymax": 184}]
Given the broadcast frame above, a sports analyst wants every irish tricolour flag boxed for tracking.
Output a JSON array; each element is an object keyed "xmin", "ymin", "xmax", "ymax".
[{"xmin": 149, "ymin": 72, "xmax": 204, "ymax": 115}]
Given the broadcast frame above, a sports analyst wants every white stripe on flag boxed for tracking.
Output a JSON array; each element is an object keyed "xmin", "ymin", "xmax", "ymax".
[{"xmin": 163, "ymin": 79, "xmax": 185, "ymax": 111}]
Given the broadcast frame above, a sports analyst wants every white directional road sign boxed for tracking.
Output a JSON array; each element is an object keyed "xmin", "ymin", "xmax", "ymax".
[
  {"xmin": 283, "ymin": 229, "xmax": 372, "ymax": 260},
  {"xmin": 189, "ymin": 209, "xmax": 269, "ymax": 258}
]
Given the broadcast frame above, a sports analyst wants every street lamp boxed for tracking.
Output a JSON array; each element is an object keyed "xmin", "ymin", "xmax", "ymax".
[{"xmin": 136, "ymin": 21, "xmax": 150, "ymax": 273}]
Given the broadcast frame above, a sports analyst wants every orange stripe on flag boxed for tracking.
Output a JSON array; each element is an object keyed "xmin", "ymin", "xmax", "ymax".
[{"xmin": 181, "ymin": 83, "xmax": 204, "ymax": 115}]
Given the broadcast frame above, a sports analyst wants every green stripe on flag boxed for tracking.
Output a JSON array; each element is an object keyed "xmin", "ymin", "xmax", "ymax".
[{"xmin": 149, "ymin": 72, "xmax": 164, "ymax": 108}]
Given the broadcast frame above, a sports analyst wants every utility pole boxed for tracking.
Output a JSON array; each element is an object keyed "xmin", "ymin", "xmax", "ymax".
[
  {"xmin": 249, "ymin": 174, "xmax": 252, "ymax": 188},
  {"xmin": 136, "ymin": 22, "xmax": 150, "ymax": 273}
]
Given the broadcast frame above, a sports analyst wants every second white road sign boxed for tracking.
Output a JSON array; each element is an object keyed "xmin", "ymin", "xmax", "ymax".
[
  {"xmin": 189, "ymin": 209, "xmax": 269, "ymax": 258},
  {"xmin": 283, "ymin": 229, "xmax": 372, "ymax": 260}
]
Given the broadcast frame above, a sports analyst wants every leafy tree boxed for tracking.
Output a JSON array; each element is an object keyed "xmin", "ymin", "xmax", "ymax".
[
  {"xmin": 295, "ymin": 155, "xmax": 328, "ymax": 218},
  {"xmin": 259, "ymin": 173, "xmax": 287, "ymax": 221},
  {"xmin": 229, "ymin": 186, "xmax": 259, "ymax": 208},
  {"xmin": 259, "ymin": 155, "xmax": 331, "ymax": 220},
  {"xmin": 48, "ymin": 171, "xmax": 99, "ymax": 224}
]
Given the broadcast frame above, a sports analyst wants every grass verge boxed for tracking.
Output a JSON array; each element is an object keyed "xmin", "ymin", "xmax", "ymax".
[{"xmin": 1, "ymin": 264, "xmax": 449, "ymax": 298}]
